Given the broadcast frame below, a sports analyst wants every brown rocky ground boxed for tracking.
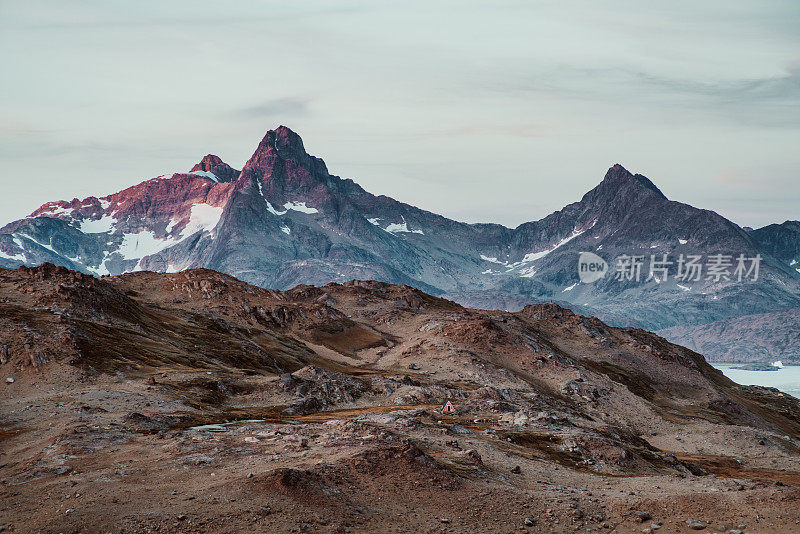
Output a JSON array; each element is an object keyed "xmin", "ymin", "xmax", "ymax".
[{"xmin": 1, "ymin": 264, "xmax": 799, "ymax": 533}]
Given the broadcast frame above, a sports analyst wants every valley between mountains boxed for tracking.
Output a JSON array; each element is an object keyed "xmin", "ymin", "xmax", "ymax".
[{"xmin": 1, "ymin": 264, "xmax": 799, "ymax": 533}]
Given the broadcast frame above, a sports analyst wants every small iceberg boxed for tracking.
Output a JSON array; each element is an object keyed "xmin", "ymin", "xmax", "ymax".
[{"xmin": 772, "ymin": 360, "xmax": 783, "ymax": 369}]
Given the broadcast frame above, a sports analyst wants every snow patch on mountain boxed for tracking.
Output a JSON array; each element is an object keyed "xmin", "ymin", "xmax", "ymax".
[
  {"xmin": 262, "ymin": 196, "xmax": 317, "ymax": 216},
  {"xmin": 0, "ymin": 237, "xmax": 26, "ymax": 261},
  {"xmin": 480, "ymin": 255, "xmax": 507, "ymax": 265},
  {"xmin": 266, "ymin": 201, "xmax": 287, "ymax": 216},
  {"xmin": 563, "ymin": 282, "xmax": 578, "ymax": 292},
  {"xmin": 255, "ymin": 178, "xmax": 269, "ymax": 203},
  {"xmin": 385, "ymin": 216, "xmax": 423, "ymax": 234},
  {"xmin": 508, "ymin": 223, "xmax": 594, "ymax": 274},
  {"xmin": 85, "ymin": 260, "xmax": 110, "ymax": 277},
  {"xmin": 18, "ymin": 234, "xmax": 58, "ymax": 256},
  {"xmin": 118, "ymin": 231, "xmax": 176, "ymax": 262},
  {"xmin": 184, "ymin": 204, "xmax": 224, "ymax": 236},
  {"xmin": 679, "ymin": 239, "xmax": 688, "ymax": 245},
  {"xmin": 281, "ymin": 225, "xmax": 291, "ymax": 235},
  {"xmin": 368, "ymin": 216, "xmax": 423, "ymax": 235},
  {"xmin": 80, "ymin": 214, "xmax": 117, "ymax": 233},
  {"xmin": 118, "ymin": 203, "xmax": 224, "ymax": 268},
  {"xmin": 385, "ymin": 222, "xmax": 423, "ymax": 234},
  {"xmin": 190, "ymin": 170, "xmax": 219, "ymax": 182},
  {"xmin": 0, "ymin": 250, "xmax": 24, "ymax": 261},
  {"xmin": 283, "ymin": 201, "xmax": 318, "ymax": 214}
]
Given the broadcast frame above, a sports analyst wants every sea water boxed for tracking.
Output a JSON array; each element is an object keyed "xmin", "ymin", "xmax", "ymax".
[{"xmin": 711, "ymin": 363, "xmax": 800, "ymax": 398}]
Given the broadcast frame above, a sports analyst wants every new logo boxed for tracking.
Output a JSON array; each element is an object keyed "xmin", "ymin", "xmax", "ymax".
[{"xmin": 578, "ymin": 252, "xmax": 608, "ymax": 283}]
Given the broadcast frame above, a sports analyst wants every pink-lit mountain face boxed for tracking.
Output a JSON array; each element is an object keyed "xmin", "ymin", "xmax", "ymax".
[{"xmin": 2, "ymin": 126, "xmax": 799, "ymax": 358}]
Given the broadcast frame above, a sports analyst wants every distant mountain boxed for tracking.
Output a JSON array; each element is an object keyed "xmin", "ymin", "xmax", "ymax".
[
  {"xmin": 658, "ymin": 307, "xmax": 800, "ymax": 364},
  {"xmin": 749, "ymin": 221, "xmax": 800, "ymax": 268},
  {"xmin": 2, "ymin": 126, "xmax": 799, "ymax": 357}
]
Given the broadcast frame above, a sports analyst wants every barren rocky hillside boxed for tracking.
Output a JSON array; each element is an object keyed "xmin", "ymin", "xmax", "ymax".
[{"xmin": 1, "ymin": 264, "xmax": 799, "ymax": 533}]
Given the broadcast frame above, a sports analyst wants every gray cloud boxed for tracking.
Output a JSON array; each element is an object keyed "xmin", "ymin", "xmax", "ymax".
[
  {"xmin": 491, "ymin": 65, "xmax": 800, "ymax": 127},
  {"xmin": 232, "ymin": 98, "xmax": 310, "ymax": 119}
]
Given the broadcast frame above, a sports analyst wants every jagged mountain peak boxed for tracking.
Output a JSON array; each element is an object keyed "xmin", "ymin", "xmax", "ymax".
[
  {"xmin": 602, "ymin": 163, "xmax": 666, "ymax": 198},
  {"xmin": 242, "ymin": 126, "xmax": 315, "ymax": 174},
  {"xmin": 189, "ymin": 154, "xmax": 240, "ymax": 183},
  {"xmin": 273, "ymin": 124, "xmax": 306, "ymax": 153},
  {"xmin": 580, "ymin": 163, "xmax": 667, "ymax": 207},
  {"xmin": 238, "ymin": 126, "xmax": 332, "ymax": 197},
  {"xmin": 191, "ymin": 154, "xmax": 226, "ymax": 171}
]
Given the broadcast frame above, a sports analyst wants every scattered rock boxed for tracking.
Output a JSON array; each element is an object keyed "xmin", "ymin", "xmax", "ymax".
[
  {"xmin": 461, "ymin": 449, "xmax": 482, "ymax": 464},
  {"xmin": 685, "ymin": 519, "xmax": 706, "ymax": 530},
  {"xmin": 280, "ymin": 373, "xmax": 297, "ymax": 390},
  {"xmin": 634, "ymin": 511, "xmax": 652, "ymax": 522},
  {"xmin": 511, "ymin": 465, "xmax": 522, "ymax": 474},
  {"xmin": 408, "ymin": 363, "xmax": 420, "ymax": 370},
  {"xmin": 283, "ymin": 396, "xmax": 322, "ymax": 416},
  {"xmin": 524, "ymin": 517, "xmax": 534, "ymax": 527},
  {"xmin": 5, "ymin": 377, "xmax": 13, "ymax": 384}
]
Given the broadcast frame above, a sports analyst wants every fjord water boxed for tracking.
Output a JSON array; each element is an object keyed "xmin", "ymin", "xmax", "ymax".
[{"xmin": 712, "ymin": 363, "xmax": 800, "ymax": 398}]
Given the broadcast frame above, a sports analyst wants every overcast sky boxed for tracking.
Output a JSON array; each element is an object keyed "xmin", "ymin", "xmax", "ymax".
[{"xmin": 1, "ymin": 0, "xmax": 798, "ymax": 229}]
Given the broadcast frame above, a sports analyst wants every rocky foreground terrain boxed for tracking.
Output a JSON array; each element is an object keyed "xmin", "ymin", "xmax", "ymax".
[{"xmin": 1, "ymin": 264, "xmax": 799, "ymax": 533}]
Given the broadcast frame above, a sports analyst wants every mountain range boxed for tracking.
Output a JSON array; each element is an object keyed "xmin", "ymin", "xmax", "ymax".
[{"xmin": 2, "ymin": 126, "xmax": 798, "ymax": 362}]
